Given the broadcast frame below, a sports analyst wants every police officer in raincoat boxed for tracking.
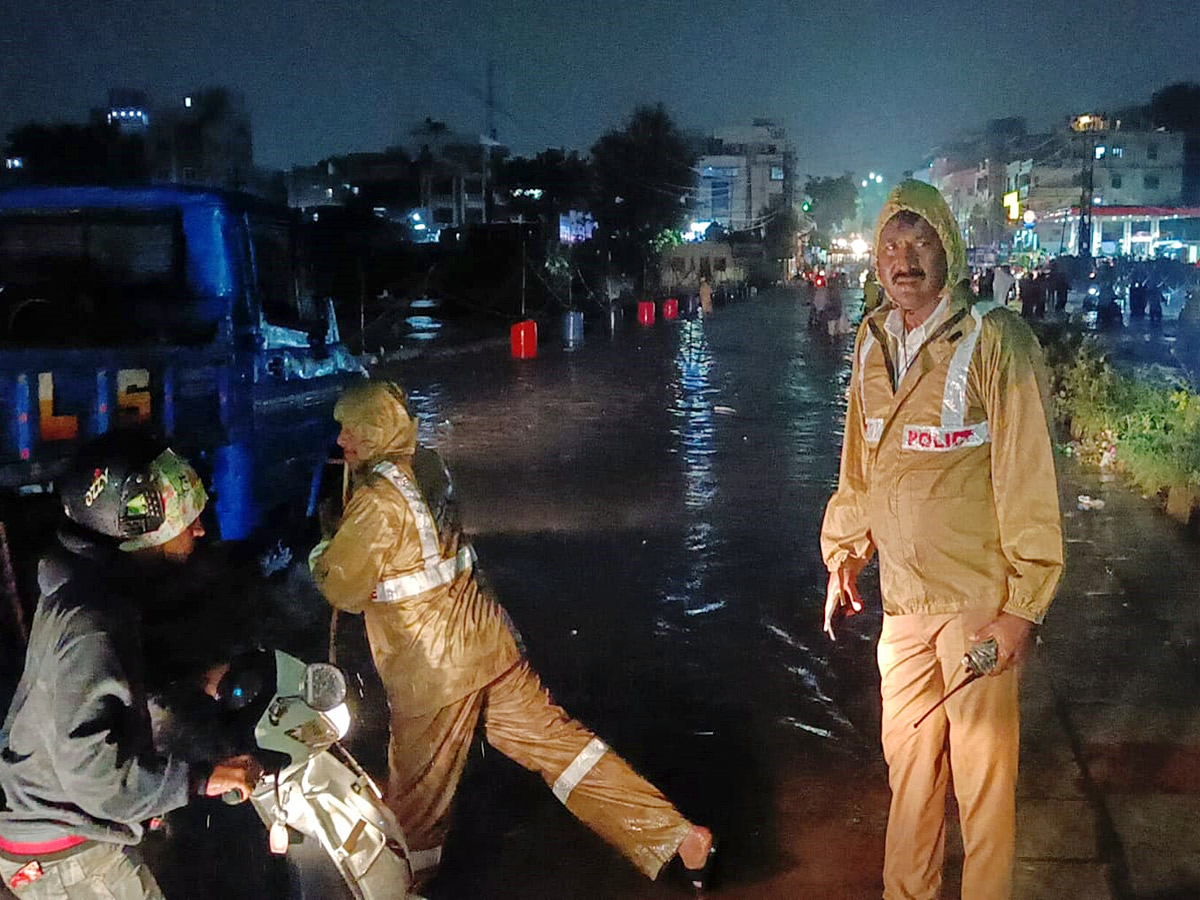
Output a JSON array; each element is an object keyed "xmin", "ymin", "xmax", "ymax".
[
  {"xmin": 820, "ymin": 181, "xmax": 1063, "ymax": 900},
  {"xmin": 309, "ymin": 380, "xmax": 714, "ymax": 889}
]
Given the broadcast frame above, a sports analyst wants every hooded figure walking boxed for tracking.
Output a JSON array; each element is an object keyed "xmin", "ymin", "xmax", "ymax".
[
  {"xmin": 820, "ymin": 182, "xmax": 1063, "ymax": 900},
  {"xmin": 309, "ymin": 381, "xmax": 714, "ymax": 890}
]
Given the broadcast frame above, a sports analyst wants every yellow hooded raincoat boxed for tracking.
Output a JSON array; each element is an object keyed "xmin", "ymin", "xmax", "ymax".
[
  {"xmin": 311, "ymin": 381, "xmax": 693, "ymax": 880},
  {"xmin": 821, "ymin": 181, "xmax": 1063, "ymax": 900},
  {"xmin": 821, "ymin": 181, "xmax": 1063, "ymax": 621},
  {"xmin": 312, "ymin": 381, "xmax": 520, "ymax": 717}
]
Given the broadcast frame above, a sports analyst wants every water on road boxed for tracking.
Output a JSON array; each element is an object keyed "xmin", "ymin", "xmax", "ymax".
[{"xmin": 370, "ymin": 290, "xmax": 888, "ymax": 897}]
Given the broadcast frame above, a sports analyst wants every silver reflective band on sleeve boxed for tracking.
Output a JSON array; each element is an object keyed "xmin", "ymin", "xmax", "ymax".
[
  {"xmin": 374, "ymin": 461, "xmax": 441, "ymax": 563},
  {"xmin": 941, "ymin": 302, "xmax": 998, "ymax": 428},
  {"xmin": 409, "ymin": 846, "xmax": 443, "ymax": 872},
  {"xmin": 552, "ymin": 738, "xmax": 608, "ymax": 805},
  {"xmin": 374, "ymin": 544, "xmax": 477, "ymax": 602}
]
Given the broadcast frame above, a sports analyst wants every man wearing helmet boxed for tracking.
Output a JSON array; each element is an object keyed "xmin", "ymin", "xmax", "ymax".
[
  {"xmin": 310, "ymin": 380, "xmax": 715, "ymax": 891},
  {"xmin": 0, "ymin": 432, "xmax": 260, "ymax": 899}
]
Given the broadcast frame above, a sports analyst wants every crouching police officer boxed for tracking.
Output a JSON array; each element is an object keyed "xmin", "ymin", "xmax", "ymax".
[{"xmin": 0, "ymin": 432, "xmax": 260, "ymax": 899}]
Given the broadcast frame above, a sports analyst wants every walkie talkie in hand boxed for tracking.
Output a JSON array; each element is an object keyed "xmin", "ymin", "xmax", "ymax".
[{"xmin": 913, "ymin": 637, "xmax": 1000, "ymax": 729}]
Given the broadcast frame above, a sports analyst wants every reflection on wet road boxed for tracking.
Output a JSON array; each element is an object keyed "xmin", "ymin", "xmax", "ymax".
[{"xmin": 373, "ymin": 289, "xmax": 883, "ymax": 898}]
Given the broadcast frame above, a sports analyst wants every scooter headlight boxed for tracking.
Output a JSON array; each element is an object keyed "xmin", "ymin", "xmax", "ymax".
[{"xmin": 323, "ymin": 703, "xmax": 352, "ymax": 740}]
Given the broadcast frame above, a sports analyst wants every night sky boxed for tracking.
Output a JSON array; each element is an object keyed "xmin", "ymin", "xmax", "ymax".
[{"xmin": 3, "ymin": 0, "xmax": 1200, "ymax": 178}]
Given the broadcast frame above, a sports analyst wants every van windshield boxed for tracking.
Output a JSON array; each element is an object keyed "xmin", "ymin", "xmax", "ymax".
[{"xmin": 0, "ymin": 209, "xmax": 216, "ymax": 346}]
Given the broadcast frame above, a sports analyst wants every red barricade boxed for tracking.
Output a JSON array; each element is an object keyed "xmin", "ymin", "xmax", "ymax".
[{"xmin": 510, "ymin": 320, "xmax": 538, "ymax": 359}]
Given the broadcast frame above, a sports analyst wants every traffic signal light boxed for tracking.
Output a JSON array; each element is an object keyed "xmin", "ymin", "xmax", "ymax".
[{"xmin": 801, "ymin": 200, "xmax": 811, "ymax": 212}]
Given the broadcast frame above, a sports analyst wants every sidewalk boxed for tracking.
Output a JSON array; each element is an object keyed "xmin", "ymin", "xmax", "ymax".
[
  {"xmin": 772, "ymin": 460, "xmax": 1200, "ymax": 900},
  {"xmin": 1012, "ymin": 456, "xmax": 1200, "ymax": 900}
]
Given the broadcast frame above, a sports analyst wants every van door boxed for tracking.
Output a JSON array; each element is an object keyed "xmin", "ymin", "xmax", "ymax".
[{"xmin": 245, "ymin": 212, "xmax": 355, "ymax": 531}]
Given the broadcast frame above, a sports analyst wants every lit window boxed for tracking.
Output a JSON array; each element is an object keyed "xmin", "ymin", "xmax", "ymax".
[
  {"xmin": 184, "ymin": 96, "xmax": 192, "ymax": 108},
  {"xmin": 1094, "ymin": 146, "xmax": 1106, "ymax": 160},
  {"xmin": 770, "ymin": 166, "xmax": 785, "ymax": 181},
  {"xmin": 1111, "ymin": 146, "xmax": 1124, "ymax": 157},
  {"xmin": 325, "ymin": 188, "xmax": 333, "ymax": 199}
]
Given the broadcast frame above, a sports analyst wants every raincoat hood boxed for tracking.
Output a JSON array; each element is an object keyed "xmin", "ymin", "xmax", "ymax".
[
  {"xmin": 873, "ymin": 180, "xmax": 968, "ymax": 290},
  {"xmin": 334, "ymin": 379, "xmax": 418, "ymax": 469}
]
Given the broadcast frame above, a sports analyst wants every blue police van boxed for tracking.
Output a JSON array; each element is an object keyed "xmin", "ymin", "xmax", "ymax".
[{"xmin": 0, "ymin": 185, "xmax": 363, "ymax": 543}]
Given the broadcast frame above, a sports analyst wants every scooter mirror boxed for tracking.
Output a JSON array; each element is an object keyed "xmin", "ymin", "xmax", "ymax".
[{"xmin": 304, "ymin": 663, "xmax": 347, "ymax": 712}]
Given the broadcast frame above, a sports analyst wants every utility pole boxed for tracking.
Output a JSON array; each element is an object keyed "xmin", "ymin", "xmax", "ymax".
[
  {"xmin": 482, "ymin": 61, "xmax": 497, "ymax": 224},
  {"xmin": 1072, "ymin": 114, "xmax": 1107, "ymax": 258},
  {"xmin": 486, "ymin": 60, "xmax": 497, "ymax": 142},
  {"xmin": 1078, "ymin": 140, "xmax": 1094, "ymax": 258}
]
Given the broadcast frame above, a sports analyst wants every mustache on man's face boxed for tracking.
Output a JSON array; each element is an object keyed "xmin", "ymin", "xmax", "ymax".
[{"xmin": 892, "ymin": 268, "xmax": 926, "ymax": 279}]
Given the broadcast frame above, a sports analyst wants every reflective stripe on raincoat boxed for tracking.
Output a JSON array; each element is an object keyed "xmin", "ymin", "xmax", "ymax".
[
  {"xmin": 820, "ymin": 181, "xmax": 1063, "ymax": 623},
  {"xmin": 310, "ymin": 381, "xmax": 520, "ymax": 717}
]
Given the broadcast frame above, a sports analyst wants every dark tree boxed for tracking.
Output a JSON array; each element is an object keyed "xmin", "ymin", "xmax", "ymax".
[
  {"xmin": 498, "ymin": 149, "xmax": 594, "ymax": 224},
  {"xmin": 1150, "ymin": 82, "xmax": 1200, "ymax": 133},
  {"xmin": 591, "ymin": 104, "xmax": 696, "ymax": 289},
  {"xmin": 803, "ymin": 174, "xmax": 859, "ymax": 236},
  {"xmin": 1150, "ymin": 82, "xmax": 1200, "ymax": 203},
  {"xmin": 763, "ymin": 204, "xmax": 802, "ymax": 260},
  {"xmin": 5, "ymin": 121, "xmax": 148, "ymax": 184}
]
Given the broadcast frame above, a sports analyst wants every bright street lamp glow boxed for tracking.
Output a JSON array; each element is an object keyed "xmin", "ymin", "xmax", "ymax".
[{"xmin": 862, "ymin": 180, "xmax": 868, "ymax": 187}]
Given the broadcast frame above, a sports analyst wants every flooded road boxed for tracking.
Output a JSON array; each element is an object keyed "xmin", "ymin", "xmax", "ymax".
[
  {"xmin": 34, "ymin": 286, "xmax": 1198, "ymax": 899},
  {"xmin": 371, "ymin": 289, "xmax": 890, "ymax": 897}
]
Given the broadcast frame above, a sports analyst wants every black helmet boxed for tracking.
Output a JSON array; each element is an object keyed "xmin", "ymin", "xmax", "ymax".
[{"xmin": 59, "ymin": 431, "xmax": 207, "ymax": 549}]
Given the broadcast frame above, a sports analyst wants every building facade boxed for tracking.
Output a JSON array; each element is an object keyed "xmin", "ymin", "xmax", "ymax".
[
  {"xmin": 146, "ymin": 88, "xmax": 255, "ymax": 191},
  {"xmin": 104, "ymin": 89, "xmax": 150, "ymax": 133},
  {"xmin": 411, "ymin": 119, "xmax": 499, "ymax": 229},
  {"xmin": 287, "ymin": 150, "xmax": 416, "ymax": 214},
  {"xmin": 694, "ymin": 120, "xmax": 795, "ymax": 232},
  {"xmin": 927, "ymin": 157, "xmax": 1004, "ymax": 248},
  {"xmin": 1004, "ymin": 129, "xmax": 1187, "ymax": 258},
  {"xmin": 1006, "ymin": 129, "xmax": 1184, "ymax": 214}
]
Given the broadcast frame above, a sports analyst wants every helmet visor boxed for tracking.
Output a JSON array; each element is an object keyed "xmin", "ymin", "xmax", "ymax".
[{"xmin": 118, "ymin": 449, "xmax": 208, "ymax": 552}]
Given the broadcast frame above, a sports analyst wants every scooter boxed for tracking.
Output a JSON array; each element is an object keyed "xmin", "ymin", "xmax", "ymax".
[{"xmin": 214, "ymin": 649, "xmax": 420, "ymax": 900}]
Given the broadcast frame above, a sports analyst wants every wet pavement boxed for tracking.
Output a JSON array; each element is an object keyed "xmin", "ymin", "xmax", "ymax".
[
  {"xmin": 373, "ymin": 289, "xmax": 1200, "ymax": 899},
  {"xmin": 7, "ymin": 287, "xmax": 1200, "ymax": 899},
  {"xmin": 380, "ymin": 291, "xmax": 876, "ymax": 898}
]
